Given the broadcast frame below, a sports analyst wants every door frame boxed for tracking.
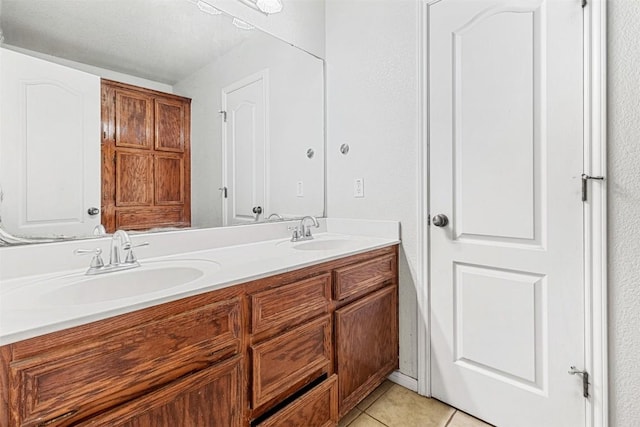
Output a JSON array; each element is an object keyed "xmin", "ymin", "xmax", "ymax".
[
  {"xmin": 220, "ymin": 69, "xmax": 270, "ymax": 226},
  {"xmin": 415, "ymin": 1, "xmax": 608, "ymax": 426}
]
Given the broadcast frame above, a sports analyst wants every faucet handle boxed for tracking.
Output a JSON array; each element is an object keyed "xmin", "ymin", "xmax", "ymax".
[
  {"xmin": 74, "ymin": 248, "xmax": 105, "ymax": 269},
  {"xmin": 287, "ymin": 225, "xmax": 301, "ymax": 241},
  {"xmin": 124, "ymin": 241, "xmax": 149, "ymax": 264}
]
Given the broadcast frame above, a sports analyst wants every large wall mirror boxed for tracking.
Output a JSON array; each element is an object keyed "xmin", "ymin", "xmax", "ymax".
[{"xmin": 0, "ymin": 0, "xmax": 324, "ymax": 244}]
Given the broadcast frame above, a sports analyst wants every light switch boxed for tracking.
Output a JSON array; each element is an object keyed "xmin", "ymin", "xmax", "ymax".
[{"xmin": 296, "ymin": 181, "xmax": 304, "ymax": 197}]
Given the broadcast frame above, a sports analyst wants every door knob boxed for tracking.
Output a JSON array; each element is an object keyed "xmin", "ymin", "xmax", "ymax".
[
  {"xmin": 252, "ymin": 206, "xmax": 263, "ymax": 214},
  {"xmin": 87, "ymin": 207, "xmax": 100, "ymax": 216},
  {"xmin": 432, "ymin": 214, "xmax": 449, "ymax": 227}
]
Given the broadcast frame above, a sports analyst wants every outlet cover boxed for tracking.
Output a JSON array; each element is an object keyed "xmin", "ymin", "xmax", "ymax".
[{"xmin": 354, "ymin": 178, "xmax": 364, "ymax": 198}]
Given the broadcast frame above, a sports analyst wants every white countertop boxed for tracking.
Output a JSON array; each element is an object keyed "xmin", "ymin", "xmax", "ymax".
[{"xmin": 0, "ymin": 226, "xmax": 399, "ymax": 346}]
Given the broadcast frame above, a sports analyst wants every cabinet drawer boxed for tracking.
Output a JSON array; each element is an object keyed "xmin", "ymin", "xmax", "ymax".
[
  {"xmin": 75, "ymin": 356, "xmax": 243, "ymax": 427},
  {"xmin": 256, "ymin": 375, "xmax": 338, "ymax": 427},
  {"xmin": 10, "ymin": 298, "xmax": 242, "ymax": 427},
  {"xmin": 251, "ymin": 315, "xmax": 332, "ymax": 409},
  {"xmin": 250, "ymin": 273, "xmax": 331, "ymax": 336},
  {"xmin": 333, "ymin": 254, "xmax": 396, "ymax": 301}
]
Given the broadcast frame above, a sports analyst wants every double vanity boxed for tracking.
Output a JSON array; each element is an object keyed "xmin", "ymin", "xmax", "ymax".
[{"xmin": 0, "ymin": 219, "xmax": 400, "ymax": 426}]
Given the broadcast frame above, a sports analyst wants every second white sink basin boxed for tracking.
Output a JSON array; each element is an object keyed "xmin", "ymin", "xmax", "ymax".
[{"xmin": 291, "ymin": 239, "xmax": 357, "ymax": 251}]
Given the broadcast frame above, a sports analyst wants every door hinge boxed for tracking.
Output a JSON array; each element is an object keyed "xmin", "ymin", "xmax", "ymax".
[
  {"xmin": 569, "ymin": 366, "xmax": 590, "ymax": 398},
  {"xmin": 219, "ymin": 110, "xmax": 227, "ymax": 122},
  {"xmin": 218, "ymin": 187, "xmax": 228, "ymax": 198},
  {"xmin": 581, "ymin": 174, "xmax": 605, "ymax": 202}
]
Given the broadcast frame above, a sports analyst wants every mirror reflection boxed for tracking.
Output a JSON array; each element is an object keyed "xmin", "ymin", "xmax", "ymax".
[{"xmin": 0, "ymin": 0, "xmax": 324, "ymax": 243}]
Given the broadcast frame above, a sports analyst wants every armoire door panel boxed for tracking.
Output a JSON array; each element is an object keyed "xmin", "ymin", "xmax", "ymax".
[
  {"xmin": 155, "ymin": 99, "xmax": 185, "ymax": 152},
  {"xmin": 114, "ymin": 89, "xmax": 153, "ymax": 149},
  {"xmin": 154, "ymin": 155, "xmax": 184, "ymax": 205},
  {"xmin": 115, "ymin": 152, "xmax": 153, "ymax": 206}
]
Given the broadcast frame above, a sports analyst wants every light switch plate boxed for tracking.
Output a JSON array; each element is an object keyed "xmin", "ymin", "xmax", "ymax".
[{"xmin": 296, "ymin": 181, "xmax": 304, "ymax": 197}]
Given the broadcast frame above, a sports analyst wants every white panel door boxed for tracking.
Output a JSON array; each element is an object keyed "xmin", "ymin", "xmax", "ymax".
[
  {"xmin": 428, "ymin": 1, "xmax": 585, "ymax": 426},
  {"xmin": 222, "ymin": 71, "xmax": 267, "ymax": 225},
  {"xmin": 0, "ymin": 48, "xmax": 100, "ymax": 238}
]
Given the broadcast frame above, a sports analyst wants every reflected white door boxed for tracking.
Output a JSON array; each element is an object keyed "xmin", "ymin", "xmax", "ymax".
[
  {"xmin": 0, "ymin": 48, "xmax": 100, "ymax": 237},
  {"xmin": 428, "ymin": 1, "xmax": 585, "ymax": 426},
  {"xmin": 222, "ymin": 71, "xmax": 268, "ymax": 225}
]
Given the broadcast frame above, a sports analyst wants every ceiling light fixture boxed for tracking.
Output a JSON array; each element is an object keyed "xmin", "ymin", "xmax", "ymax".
[
  {"xmin": 232, "ymin": 18, "xmax": 255, "ymax": 30},
  {"xmin": 255, "ymin": 0, "xmax": 283, "ymax": 14},
  {"xmin": 196, "ymin": 0, "xmax": 222, "ymax": 15}
]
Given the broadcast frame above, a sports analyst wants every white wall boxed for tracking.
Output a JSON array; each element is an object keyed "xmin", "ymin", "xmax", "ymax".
[
  {"xmin": 325, "ymin": 0, "xmax": 419, "ymax": 378},
  {"xmin": 174, "ymin": 33, "xmax": 324, "ymax": 227},
  {"xmin": 608, "ymin": 0, "xmax": 640, "ymax": 424},
  {"xmin": 1, "ymin": 45, "xmax": 173, "ymax": 93},
  {"xmin": 209, "ymin": 0, "xmax": 325, "ymax": 58}
]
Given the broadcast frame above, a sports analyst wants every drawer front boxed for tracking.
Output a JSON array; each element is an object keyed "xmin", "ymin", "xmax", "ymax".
[
  {"xmin": 256, "ymin": 375, "xmax": 338, "ymax": 427},
  {"xmin": 250, "ymin": 273, "xmax": 331, "ymax": 336},
  {"xmin": 11, "ymin": 298, "xmax": 242, "ymax": 427},
  {"xmin": 74, "ymin": 356, "xmax": 243, "ymax": 427},
  {"xmin": 333, "ymin": 254, "xmax": 396, "ymax": 301},
  {"xmin": 251, "ymin": 315, "xmax": 332, "ymax": 409}
]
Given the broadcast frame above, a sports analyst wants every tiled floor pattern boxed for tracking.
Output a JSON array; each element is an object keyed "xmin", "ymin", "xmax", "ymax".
[{"xmin": 339, "ymin": 381, "xmax": 492, "ymax": 427}]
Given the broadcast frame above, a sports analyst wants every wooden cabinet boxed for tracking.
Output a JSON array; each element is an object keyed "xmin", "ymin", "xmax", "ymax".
[
  {"xmin": 101, "ymin": 79, "xmax": 191, "ymax": 233},
  {"xmin": 0, "ymin": 245, "xmax": 399, "ymax": 427},
  {"xmin": 335, "ymin": 286, "xmax": 398, "ymax": 417},
  {"xmin": 2, "ymin": 289, "xmax": 242, "ymax": 427},
  {"xmin": 255, "ymin": 375, "xmax": 338, "ymax": 427},
  {"xmin": 75, "ymin": 356, "xmax": 243, "ymax": 427}
]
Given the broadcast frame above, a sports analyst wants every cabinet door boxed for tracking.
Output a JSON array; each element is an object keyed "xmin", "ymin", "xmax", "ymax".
[
  {"xmin": 75, "ymin": 356, "xmax": 243, "ymax": 427},
  {"xmin": 335, "ymin": 286, "xmax": 398, "ymax": 417}
]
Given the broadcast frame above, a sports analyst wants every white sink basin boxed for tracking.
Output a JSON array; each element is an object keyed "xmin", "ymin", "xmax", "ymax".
[
  {"xmin": 291, "ymin": 239, "xmax": 357, "ymax": 251},
  {"xmin": 8, "ymin": 259, "xmax": 221, "ymax": 307},
  {"xmin": 277, "ymin": 235, "xmax": 361, "ymax": 251}
]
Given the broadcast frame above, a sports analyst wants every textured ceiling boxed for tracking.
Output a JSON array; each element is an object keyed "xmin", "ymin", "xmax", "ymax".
[{"xmin": 0, "ymin": 0, "xmax": 255, "ymax": 84}]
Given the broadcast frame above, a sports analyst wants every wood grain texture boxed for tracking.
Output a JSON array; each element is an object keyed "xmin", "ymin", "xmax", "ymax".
[
  {"xmin": 115, "ymin": 207, "xmax": 187, "ymax": 230},
  {"xmin": 256, "ymin": 375, "xmax": 338, "ymax": 427},
  {"xmin": 251, "ymin": 315, "xmax": 332, "ymax": 410},
  {"xmin": 333, "ymin": 254, "xmax": 396, "ymax": 301},
  {"xmin": 115, "ymin": 151, "xmax": 153, "ymax": 206},
  {"xmin": 335, "ymin": 286, "xmax": 399, "ymax": 417},
  {"xmin": 114, "ymin": 88, "xmax": 153, "ymax": 149},
  {"xmin": 250, "ymin": 273, "xmax": 331, "ymax": 338},
  {"xmin": 101, "ymin": 79, "xmax": 191, "ymax": 233},
  {"xmin": 75, "ymin": 355, "xmax": 243, "ymax": 427},
  {"xmin": 0, "ymin": 346, "xmax": 10, "ymax": 427},
  {"xmin": 10, "ymin": 298, "xmax": 242, "ymax": 426},
  {"xmin": 154, "ymin": 155, "xmax": 184, "ymax": 205},
  {"xmin": 154, "ymin": 99, "xmax": 185, "ymax": 153}
]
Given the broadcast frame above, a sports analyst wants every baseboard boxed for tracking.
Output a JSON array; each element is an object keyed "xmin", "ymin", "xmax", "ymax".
[{"xmin": 387, "ymin": 370, "xmax": 418, "ymax": 392}]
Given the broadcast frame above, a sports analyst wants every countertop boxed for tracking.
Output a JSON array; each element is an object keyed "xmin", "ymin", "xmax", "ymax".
[{"xmin": 0, "ymin": 231, "xmax": 399, "ymax": 345}]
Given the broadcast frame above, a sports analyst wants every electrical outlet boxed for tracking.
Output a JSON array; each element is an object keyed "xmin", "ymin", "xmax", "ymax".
[
  {"xmin": 296, "ymin": 181, "xmax": 304, "ymax": 197},
  {"xmin": 354, "ymin": 178, "xmax": 364, "ymax": 198}
]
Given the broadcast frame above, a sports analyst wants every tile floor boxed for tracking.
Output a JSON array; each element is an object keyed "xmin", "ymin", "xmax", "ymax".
[{"xmin": 338, "ymin": 381, "xmax": 492, "ymax": 427}]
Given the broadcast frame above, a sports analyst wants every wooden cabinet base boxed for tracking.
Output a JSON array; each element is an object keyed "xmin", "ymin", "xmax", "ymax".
[
  {"xmin": 0, "ymin": 245, "xmax": 399, "ymax": 427},
  {"xmin": 76, "ymin": 356, "xmax": 243, "ymax": 427},
  {"xmin": 255, "ymin": 376, "xmax": 338, "ymax": 427},
  {"xmin": 335, "ymin": 286, "xmax": 399, "ymax": 418}
]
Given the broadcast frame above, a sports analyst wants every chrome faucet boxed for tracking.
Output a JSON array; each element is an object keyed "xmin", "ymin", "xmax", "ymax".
[
  {"xmin": 75, "ymin": 230, "xmax": 149, "ymax": 275},
  {"xmin": 266, "ymin": 213, "xmax": 284, "ymax": 222},
  {"xmin": 289, "ymin": 216, "xmax": 319, "ymax": 242}
]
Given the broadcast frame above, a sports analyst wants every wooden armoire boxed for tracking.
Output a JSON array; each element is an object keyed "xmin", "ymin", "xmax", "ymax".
[{"xmin": 100, "ymin": 79, "xmax": 191, "ymax": 233}]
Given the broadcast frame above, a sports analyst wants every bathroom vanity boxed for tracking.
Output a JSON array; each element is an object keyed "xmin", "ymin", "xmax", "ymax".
[{"xmin": 0, "ymin": 225, "xmax": 399, "ymax": 427}]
